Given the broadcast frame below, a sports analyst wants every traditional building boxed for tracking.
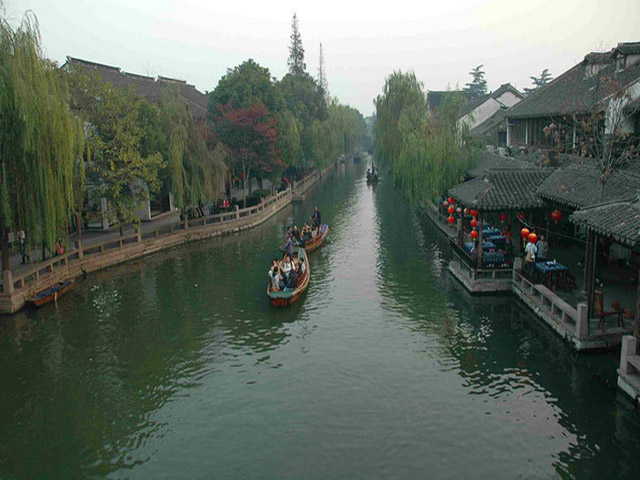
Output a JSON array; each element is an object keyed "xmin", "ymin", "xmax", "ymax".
[
  {"xmin": 459, "ymin": 83, "xmax": 523, "ymax": 132},
  {"xmin": 505, "ymin": 42, "xmax": 640, "ymax": 151}
]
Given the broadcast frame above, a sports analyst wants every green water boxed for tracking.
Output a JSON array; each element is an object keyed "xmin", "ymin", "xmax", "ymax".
[{"xmin": 1, "ymin": 161, "xmax": 639, "ymax": 479}]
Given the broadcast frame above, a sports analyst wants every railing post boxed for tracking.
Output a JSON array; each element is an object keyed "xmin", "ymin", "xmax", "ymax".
[
  {"xmin": 513, "ymin": 257, "xmax": 522, "ymax": 280},
  {"xmin": 2, "ymin": 270, "xmax": 14, "ymax": 294},
  {"xmin": 619, "ymin": 335, "xmax": 637, "ymax": 375},
  {"xmin": 77, "ymin": 240, "xmax": 84, "ymax": 259},
  {"xmin": 576, "ymin": 303, "xmax": 589, "ymax": 339},
  {"xmin": 184, "ymin": 218, "xmax": 189, "ymax": 231},
  {"xmin": 235, "ymin": 205, "xmax": 240, "ymax": 220},
  {"xmin": 137, "ymin": 227, "xmax": 142, "ymax": 243}
]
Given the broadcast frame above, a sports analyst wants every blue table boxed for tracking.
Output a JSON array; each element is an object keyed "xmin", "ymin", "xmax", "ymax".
[
  {"xmin": 486, "ymin": 235, "xmax": 506, "ymax": 249},
  {"xmin": 464, "ymin": 241, "xmax": 497, "ymax": 254},
  {"xmin": 535, "ymin": 261, "xmax": 569, "ymax": 289},
  {"xmin": 482, "ymin": 227, "xmax": 502, "ymax": 237}
]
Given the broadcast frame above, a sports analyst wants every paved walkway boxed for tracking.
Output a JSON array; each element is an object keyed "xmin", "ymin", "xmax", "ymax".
[{"xmin": 5, "ymin": 211, "xmax": 181, "ymax": 279}]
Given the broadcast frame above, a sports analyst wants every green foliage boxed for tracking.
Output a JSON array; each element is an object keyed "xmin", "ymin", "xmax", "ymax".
[
  {"xmin": 373, "ymin": 71, "xmax": 426, "ymax": 167},
  {"xmin": 276, "ymin": 110, "xmax": 301, "ymax": 168},
  {"xmin": 287, "ymin": 13, "xmax": 306, "ymax": 76},
  {"xmin": 278, "ymin": 72, "xmax": 328, "ymax": 162},
  {"xmin": 66, "ymin": 65, "xmax": 162, "ymax": 227},
  {"xmin": 524, "ymin": 68, "xmax": 553, "ymax": 95},
  {"xmin": 374, "ymin": 71, "xmax": 478, "ymax": 202},
  {"xmin": 311, "ymin": 100, "xmax": 366, "ymax": 168},
  {"xmin": 209, "ymin": 59, "xmax": 284, "ymax": 113},
  {"xmin": 465, "ymin": 64, "xmax": 488, "ymax": 99},
  {"xmin": 0, "ymin": 11, "xmax": 83, "ymax": 256},
  {"xmin": 394, "ymin": 91, "xmax": 477, "ymax": 202}
]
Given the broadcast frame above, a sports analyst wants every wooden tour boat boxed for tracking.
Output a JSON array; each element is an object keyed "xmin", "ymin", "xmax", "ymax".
[
  {"xmin": 366, "ymin": 172, "xmax": 379, "ymax": 184},
  {"xmin": 26, "ymin": 280, "xmax": 73, "ymax": 307},
  {"xmin": 267, "ymin": 248, "xmax": 310, "ymax": 307},
  {"xmin": 302, "ymin": 224, "xmax": 329, "ymax": 253}
]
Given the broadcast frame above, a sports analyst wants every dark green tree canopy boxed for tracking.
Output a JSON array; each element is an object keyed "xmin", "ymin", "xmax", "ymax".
[
  {"xmin": 524, "ymin": 68, "xmax": 553, "ymax": 95},
  {"xmin": 208, "ymin": 59, "xmax": 284, "ymax": 113},
  {"xmin": 465, "ymin": 64, "xmax": 488, "ymax": 99},
  {"xmin": 287, "ymin": 13, "xmax": 306, "ymax": 76}
]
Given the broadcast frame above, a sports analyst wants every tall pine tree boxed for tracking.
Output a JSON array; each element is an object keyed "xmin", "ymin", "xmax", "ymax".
[
  {"xmin": 318, "ymin": 42, "xmax": 329, "ymax": 98},
  {"xmin": 464, "ymin": 65, "xmax": 488, "ymax": 99},
  {"xmin": 287, "ymin": 13, "xmax": 306, "ymax": 76}
]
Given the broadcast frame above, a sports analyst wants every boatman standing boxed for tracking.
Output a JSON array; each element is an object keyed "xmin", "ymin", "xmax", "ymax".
[{"xmin": 311, "ymin": 206, "xmax": 322, "ymax": 235}]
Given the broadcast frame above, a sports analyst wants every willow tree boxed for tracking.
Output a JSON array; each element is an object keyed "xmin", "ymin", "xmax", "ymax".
[
  {"xmin": 160, "ymin": 87, "xmax": 225, "ymax": 209},
  {"xmin": 394, "ymin": 91, "xmax": 477, "ymax": 203},
  {"xmin": 0, "ymin": 12, "xmax": 84, "ymax": 270},
  {"xmin": 373, "ymin": 71, "xmax": 426, "ymax": 169}
]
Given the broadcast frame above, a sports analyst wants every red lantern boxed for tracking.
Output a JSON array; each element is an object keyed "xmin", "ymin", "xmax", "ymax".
[
  {"xmin": 520, "ymin": 227, "xmax": 530, "ymax": 238},
  {"xmin": 528, "ymin": 232, "xmax": 538, "ymax": 244},
  {"xmin": 470, "ymin": 229, "xmax": 479, "ymax": 239},
  {"xmin": 498, "ymin": 213, "xmax": 507, "ymax": 224},
  {"xmin": 448, "ymin": 197, "xmax": 455, "ymax": 205},
  {"xmin": 551, "ymin": 209, "xmax": 562, "ymax": 224},
  {"xmin": 448, "ymin": 205, "xmax": 455, "ymax": 215},
  {"xmin": 456, "ymin": 207, "xmax": 462, "ymax": 214},
  {"xmin": 443, "ymin": 201, "xmax": 449, "ymax": 207},
  {"xmin": 463, "ymin": 208, "xmax": 469, "ymax": 215},
  {"xmin": 470, "ymin": 209, "xmax": 478, "ymax": 218},
  {"xmin": 447, "ymin": 216, "xmax": 455, "ymax": 224},
  {"xmin": 470, "ymin": 218, "xmax": 479, "ymax": 228}
]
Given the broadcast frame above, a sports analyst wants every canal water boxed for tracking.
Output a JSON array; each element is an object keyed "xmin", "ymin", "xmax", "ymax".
[{"xmin": 1, "ymin": 161, "xmax": 639, "ymax": 479}]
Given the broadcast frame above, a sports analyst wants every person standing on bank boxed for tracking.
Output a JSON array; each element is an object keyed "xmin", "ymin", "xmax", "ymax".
[
  {"xmin": 524, "ymin": 237, "xmax": 537, "ymax": 277},
  {"xmin": 537, "ymin": 235, "xmax": 548, "ymax": 263}
]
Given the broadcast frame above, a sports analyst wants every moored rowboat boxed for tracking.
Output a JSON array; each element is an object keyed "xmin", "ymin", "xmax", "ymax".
[
  {"xmin": 303, "ymin": 224, "xmax": 329, "ymax": 253},
  {"xmin": 267, "ymin": 248, "xmax": 310, "ymax": 307},
  {"xmin": 26, "ymin": 280, "xmax": 73, "ymax": 307}
]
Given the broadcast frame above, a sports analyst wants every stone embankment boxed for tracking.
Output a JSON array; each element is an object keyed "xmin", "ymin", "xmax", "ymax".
[{"xmin": 0, "ymin": 162, "xmax": 334, "ymax": 314}]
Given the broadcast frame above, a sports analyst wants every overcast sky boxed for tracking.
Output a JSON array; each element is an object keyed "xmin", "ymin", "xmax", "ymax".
[{"xmin": 6, "ymin": 0, "xmax": 640, "ymax": 115}]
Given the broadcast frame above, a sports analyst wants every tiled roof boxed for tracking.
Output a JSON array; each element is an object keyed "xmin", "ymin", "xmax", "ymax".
[
  {"xmin": 506, "ymin": 53, "xmax": 640, "ymax": 119},
  {"xmin": 467, "ymin": 152, "xmax": 532, "ymax": 178},
  {"xmin": 460, "ymin": 83, "xmax": 523, "ymax": 117},
  {"xmin": 469, "ymin": 108, "xmax": 507, "ymax": 138},
  {"xmin": 536, "ymin": 163, "xmax": 640, "ymax": 208},
  {"xmin": 570, "ymin": 201, "xmax": 640, "ymax": 247},
  {"xmin": 64, "ymin": 57, "xmax": 209, "ymax": 120},
  {"xmin": 616, "ymin": 42, "xmax": 640, "ymax": 56},
  {"xmin": 450, "ymin": 168, "xmax": 550, "ymax": 211},
  {"xmin": 427, "ymin": 90, "xmax": 467, "ymax": 112}
]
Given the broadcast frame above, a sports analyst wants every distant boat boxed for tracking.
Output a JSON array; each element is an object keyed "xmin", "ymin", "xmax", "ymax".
[
  {"xmin": 267, "ymin": 248, "xmax": 310, "ymax": 307},
  {"xmin": 26, "ymin": 280, "xmax": 73, "ymax": 307},
  {"xmin": 303, "ymin": 224, "xmax": 329, "ymax": 253},
  {"xmin": 366, "ymin": 172, "xmax": 379, "ymax": 184}
]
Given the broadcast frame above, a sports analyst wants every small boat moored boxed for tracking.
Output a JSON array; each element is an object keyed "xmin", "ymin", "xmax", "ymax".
[
  {"xmin": 26, "ymin": 280, "xmax": 73, "ymax": 307},
  {"xmin": 267, "ymin": 248, "xmax": 310, "ymax": 307}
]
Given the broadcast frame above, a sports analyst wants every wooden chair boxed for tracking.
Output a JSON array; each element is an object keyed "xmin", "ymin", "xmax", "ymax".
[{"xmin": 595, "ymin": 290, "xmax": 625, "ymax": 331}]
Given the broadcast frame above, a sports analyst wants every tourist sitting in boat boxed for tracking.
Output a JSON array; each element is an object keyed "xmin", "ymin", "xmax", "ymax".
[
  {"xmin": 298, "ymin": 257, "xmax": 306, "ymax": 275},
  {"xmin": 284, "ymin": 264, "xmax": 299, "ymax": 291},
  {"xmin": 281, "ymin": 255, "xmax": 294, "ymax": 280},
  {"xmin": 269, "ymin": 266, "xmax": 284, "ymax": 291},
  {"xmin": 292, "ymin": 226, "xmax": 302, "ymax": 243}
]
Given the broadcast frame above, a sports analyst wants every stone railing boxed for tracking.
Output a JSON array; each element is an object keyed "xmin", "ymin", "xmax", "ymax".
[
  {"xmin": 0, "ymin": 163, "xmax": 334, "ymax": 313},
  {"xmin": 512, "ymin": 257, "xmax": 589, "ymax": 341},
  {"xmin": 451, "ymin": 247, "xmax": 512, "ymax": 282}
]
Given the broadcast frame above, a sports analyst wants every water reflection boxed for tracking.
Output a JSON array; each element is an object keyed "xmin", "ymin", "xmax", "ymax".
[{"xmin": 0, "ymin": 161, "xmax": 639, "ymax": 479}]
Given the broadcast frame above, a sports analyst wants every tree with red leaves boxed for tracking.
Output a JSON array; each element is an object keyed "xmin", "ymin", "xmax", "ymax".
[{"xmin": 215, "ymin": 102, "xmax": 283, "ymax": 207}]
